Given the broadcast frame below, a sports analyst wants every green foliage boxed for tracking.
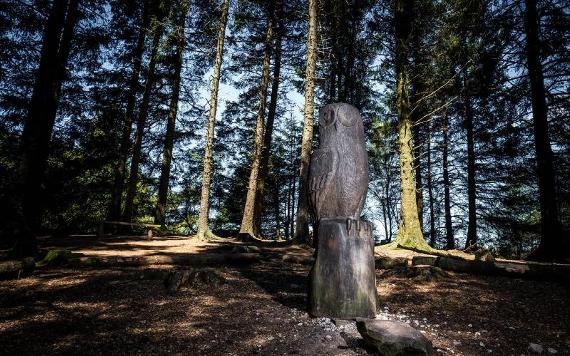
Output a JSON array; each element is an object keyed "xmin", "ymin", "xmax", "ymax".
[
  {"xmin": 39, "ymin": 250, "xmax": 72, "ymax": 266},
  {"xmin": 0, "ymin": 0, "xmax": 567, "ymax": 260}
]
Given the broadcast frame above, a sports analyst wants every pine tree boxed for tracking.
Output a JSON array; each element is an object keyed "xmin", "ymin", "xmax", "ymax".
[
  {"xmin": 523, "ymin": 0, "xmax": 564, "ymax": 261},
  {"xmin": 393, "ymin": 0, "xmax": 431, "ymax": 251},
  {"xmin": 108, "ymin": 1, "xmax": 150, "ymax": 222},
  {"xmin": 123, "ymin": 6, "xmax": 166, "ymax": 223},
  {"xmin": 196, "ymin": 0, "xmax": 231, "ymax": 239},
  {"xmin": 294, "ymin": 0, "xmax": 318, "ymax": 244},
  {"xmin": 239, "ymin": 2, "xmax": 275, "ymax": 238},
  {"xmin": 16, "ymin": 0, "xmax": 80, "ymax": 256},
  {"xmin": 254, "ymin": 0, "xmax": 285, "ymax": 235},
  {"xmin": 154, "ymin": 0, "xmax": 190, "ymax": 226}
]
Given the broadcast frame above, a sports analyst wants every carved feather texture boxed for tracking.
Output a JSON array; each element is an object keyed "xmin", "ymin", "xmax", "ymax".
[{"xmin": 309, "ymin": 103, "xmax": 368, "ymax": 221}]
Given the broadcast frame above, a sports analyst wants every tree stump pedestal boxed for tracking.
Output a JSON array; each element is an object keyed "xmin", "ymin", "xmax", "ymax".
[{"xmin": 309, "ymin": 218, "xmax": 377, "ymax": 319}]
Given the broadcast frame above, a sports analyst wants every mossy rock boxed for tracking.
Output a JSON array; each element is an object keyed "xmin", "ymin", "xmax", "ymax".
[
  {"xmin": 408, "ymin": 265, "xmax": 449, "ymax": 282},
  {"xmin": 474, "ymin": 249, "xmax": 495, "ymax": 263},
  {"xmin": 39, "ymin": 249, "xmax": 72, "ymax": 266}
]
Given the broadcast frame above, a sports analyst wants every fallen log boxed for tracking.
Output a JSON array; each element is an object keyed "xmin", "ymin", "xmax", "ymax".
[
  {"xmin": 282, "ymin": 253, "xmax": 314, "ymax": 265},
  {"xmin": 375, "ymin": 256, "xmax": 408, "ymax": 269},
  {"xmin": 65, "ymin": 253, "xmax": 261, "ymax": 268},
  {"xmin": 411, "ymin": 255, "xmax": 570, "ymax": 281},
  {"xmin": 98, "ymin": 221, "xmax": 161, "ymax": 238}
]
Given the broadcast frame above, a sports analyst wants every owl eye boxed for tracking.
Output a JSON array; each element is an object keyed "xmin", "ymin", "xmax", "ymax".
[
  {"xmin": 338, "ymin": 104, "xmax": 359, "ymax": 126},
  {"xmin": 320, "ymin": 106, "xmax": 335, "ymax": 126}
]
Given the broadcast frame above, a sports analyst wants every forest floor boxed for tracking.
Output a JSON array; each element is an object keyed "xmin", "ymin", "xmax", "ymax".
[{"xmin": 0, "ymin": 235, "xmax": 569, "ymax": 355}]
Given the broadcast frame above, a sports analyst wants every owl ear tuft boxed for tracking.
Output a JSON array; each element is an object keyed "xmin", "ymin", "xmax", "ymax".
[{"xmin": 337, "ymin": 104, "xmax": 360, "ymax": 127}]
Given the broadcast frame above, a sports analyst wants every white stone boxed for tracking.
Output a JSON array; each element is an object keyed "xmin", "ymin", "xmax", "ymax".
[{"xmin": 529, "ymin": 343, "xmax": 544, "ymax": 354}]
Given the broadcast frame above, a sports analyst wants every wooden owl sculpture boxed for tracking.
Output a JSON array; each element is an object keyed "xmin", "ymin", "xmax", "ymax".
[{"xmin": 309, "ymin": 103, "xmax": 369, "ymax": 223}]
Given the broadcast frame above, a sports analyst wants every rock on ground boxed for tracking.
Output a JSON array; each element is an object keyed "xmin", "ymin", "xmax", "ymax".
[
  {"xmin": 357, "ymin": 319, "xmax": 434, "ymax": 356},
  {"xmin": 529, "ymin": 343, "xmax": 544, "ymax": 354}
]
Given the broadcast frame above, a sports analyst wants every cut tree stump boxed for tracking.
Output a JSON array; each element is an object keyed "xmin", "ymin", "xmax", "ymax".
[
  {"xmin": 309, "ymin": 219, "xmax": 377, "ymax": 319},
  {"xmin": 411, "ymin": 256, "xmax": 438, "ymax": 267},
  {"xmin": 376, "ymin": 256, "xmax": 408, "ymax": 269},
  {"xmin": 164, "ymin": 268, "xmax": 225, "ymax": 295},
  {"xmin": 0, "ymin": 258, "xmax": 35, "ymax": 279}
]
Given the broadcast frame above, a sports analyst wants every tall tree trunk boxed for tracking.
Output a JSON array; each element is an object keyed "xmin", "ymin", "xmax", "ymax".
[
  {"xmin": 381, "ymin": 198, "xmax": 389, "ymax": 242},
  {"xmin": 385, "ymin": 164, "xmax": 394, "ymax": 241},
  {"xmin": 254, "ymin": 0, "xmax": 284, "ymax": 235},
  {"xmin": 409, "ymin": 0, "xmax": 425, "ymax": 233},
  {"xmin": 286, "ymin": 123, "xmax": 297, "ymax": 240},
  {"xmin": 196, "ymin": 0, "xmax": 231, "ymax": 239},
  {"xmin": 17, "ymin": 0, "xmax": 79, "ymax": 256},
  {"xmin": 464, "ymin": 91, "xmax": 477, "ymax": 248},
  {"xmin": 273, "ymin": 174, "xmax": 281, "ymax": 239},
  {"xmin": 291, "ymin": 170, "xmax": 297, "ymax": 240},
  {"xmin": 108, "ymin": 1, "xmax": 149, "ymax": 221},
  {"xmin": 239, "ymin": 8, "xmax": 275, "ymax": 238},
  {"xmin": 123, "ymin": 22, "xmax": 163, "ymax": 223},
  {"xmin": 442, "ymin": 111, "xmax": 454, "ymax": 249},
  {"xmin": 386, "ymin": 189, "xmax": 392, "ymax": 241},
  {"xmin": 427, "ymin": 120, "xmax": 436, "ymax": 247},
  {"xmin": 413, "ymin": 126, "xmax": 424, "ymax": 231},
  {"xmin": 394, "ymin": 0, "xmax": 431, "ymax": 251},
  {"xmin": 107, "ymin": 0, "xmax": 148, "ymax": 221},
  {"xmin": 524, "ymin": 0, "xmax": 563, "ymax": 261},
  {"xmin": 294, "ymin": 0, "xmax": 317, "ymax": 244},
  {"xmin": 154, "ymin": 0, "xmax": 189, "ymax": 226}
]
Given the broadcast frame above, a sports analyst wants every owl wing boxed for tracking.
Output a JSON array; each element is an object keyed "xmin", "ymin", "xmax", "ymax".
[{"xmin": 309, "ymin": 148, "xmax": 338, "ymax": 220}]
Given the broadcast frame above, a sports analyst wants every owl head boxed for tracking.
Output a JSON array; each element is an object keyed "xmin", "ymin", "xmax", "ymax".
[{"xmin": 319, "ymin": 103, "xmax": 362, "ymax": 134}]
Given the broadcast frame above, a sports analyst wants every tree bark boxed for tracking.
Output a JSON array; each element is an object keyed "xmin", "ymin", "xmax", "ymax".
[
  {"xmin": 196, "ymin": 0, "xmax": 231, "ymax": 239},
  {"xmin": 17, "ymin": 0, "xmax": 79, "ymax": 256},
  {"xmin": 394, "ymin": 0, "xmax": 431, "ymax": 251},
  {"xmin": 273, "ymin": 174, "xmax": 281, "ymax": 239},
  {"xmin": 123, "ymin": 21, "xmax": 163, "ymax": 223},
  {"xmin": 254, "ymin": 0, "xmax": 284, "ymax": 236},
  {"xmin": 294, "ymin": 0, "xmax": 318, "ymax": 244},
  {"xmin": 108, "ymin": 1, "xmax": 149, "ymax": 221},
  {"xmin": 464, "ymin": 91, "xmax": 477, "ymax": 248},
  {"xmin": 442, "ymin": 111, "xmax": 454, "ymax": 249},
  {"xmin": 427, "ymin": 120, "xmax": 436, "ymax": 247},
  {"xmin": 524, "ymin": 0, "xmax": 563, "ymax": 261},
  {"xmin": 385, "ymin": 162, "xmax": 394, "ymax": 241},
  {"xmin": 413, "ymin": 127, "xmax": 424, "ymax": 231},
  {"xmin": 154, "ymin": 0, "xmax": 189, "ymax": 226},
  {"xmin": 381, "ymin": 198, "xmax": 389, "ymax": 242},
  {"xmin": 239, "ymin": 7, "xmax": 274, "ymax": 238}
]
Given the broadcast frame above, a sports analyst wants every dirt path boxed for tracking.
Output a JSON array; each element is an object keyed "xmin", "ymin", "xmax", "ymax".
[{"xmin": 0, "ymin": 237, "xmax": 568, "ymax": 355}]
